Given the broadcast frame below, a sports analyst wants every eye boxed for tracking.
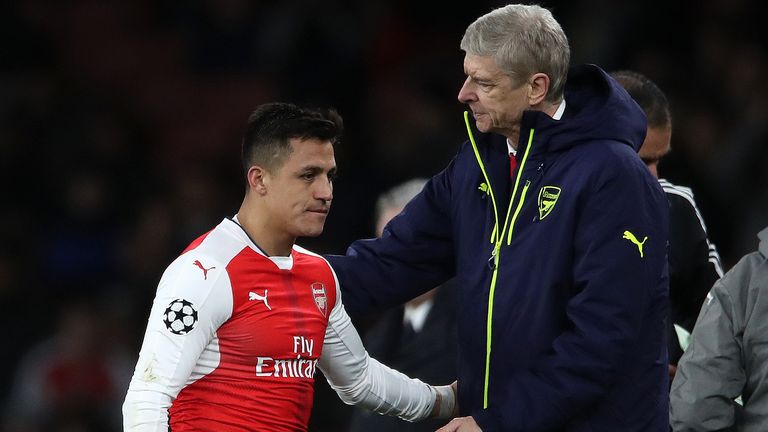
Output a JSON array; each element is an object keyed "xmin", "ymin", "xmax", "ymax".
[
  {"xmin": 301, "ymin": 172, "xmax": 315, "ymax": 181},
  {"xmin": 478, "ymin": 82, "xmax": 494, "ymax": 91}
]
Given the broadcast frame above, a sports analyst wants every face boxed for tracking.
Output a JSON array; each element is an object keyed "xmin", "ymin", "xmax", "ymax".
[
  {"xmin": 639, "ymin": 125, "xmax": 671, "ymax": 179},
  {"xmin": 262, "ymin": 137, "xmax": 336, "ymax": 239},
  {"xmin": 458, "ymin": 54, "xmax": 531, "ymax": 137}
]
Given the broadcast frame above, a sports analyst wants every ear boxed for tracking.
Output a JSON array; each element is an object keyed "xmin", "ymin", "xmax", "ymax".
[
  {"xmin": 528, "ymin": 72, "xmax": 550, "ymax": 106},
  {"xmin": 246, "ymin": 165, "xmax": 269, "ymax": 196}
]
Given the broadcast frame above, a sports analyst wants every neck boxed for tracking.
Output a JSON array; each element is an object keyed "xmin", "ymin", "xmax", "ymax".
[
  {"xmin": 505, "ymin": 100, "xmax": 561, "ymax": 148},
  {"xmin": 506, "ymin": 130, "xmax": 521, "ymax": 150},
  {"xmin": 237, "ymin": 198, "xmax": 294, "ymax": 256}
]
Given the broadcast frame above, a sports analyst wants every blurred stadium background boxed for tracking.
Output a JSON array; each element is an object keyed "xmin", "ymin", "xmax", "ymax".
[{"xmin": 1, "ymin": 0, "xmax": 765, "ymax": 430}]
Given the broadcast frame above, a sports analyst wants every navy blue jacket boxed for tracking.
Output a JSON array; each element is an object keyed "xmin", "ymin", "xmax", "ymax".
[{"xmin": 327, "ymin": 65, "xmax": 670, "ymax": 431}]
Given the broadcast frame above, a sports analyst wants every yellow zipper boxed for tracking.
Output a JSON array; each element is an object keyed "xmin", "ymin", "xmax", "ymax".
[
  {"xmin": 507, "ymin": 180, "xmax": 531, "ymax": 245},
  {"xmin": 463, "ymin": 112, "xmax": 535, "ymax": 409}
]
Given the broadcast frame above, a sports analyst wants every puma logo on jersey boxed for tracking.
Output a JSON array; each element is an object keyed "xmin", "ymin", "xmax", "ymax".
[
  {"xmin": 622, "ymin": 230, "xmax": 648, "ymax": 258},
  {"xmin": 249, "ymin": 290, "xmax": 272, "ymax": 310},
  {"xmin": 193, "ymin": 260, "xmax": 215, "ymax": 280}
]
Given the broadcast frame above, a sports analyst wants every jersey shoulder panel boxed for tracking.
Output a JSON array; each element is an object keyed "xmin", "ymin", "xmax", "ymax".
[{"xmin": 155, "ymin": 219, "xmax": 251, "ymax": 325}]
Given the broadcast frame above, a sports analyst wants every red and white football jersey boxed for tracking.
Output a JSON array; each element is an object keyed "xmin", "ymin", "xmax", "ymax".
[{"xmin": 123, "ymin": 217, "xmax": 438, "ymax": 431}]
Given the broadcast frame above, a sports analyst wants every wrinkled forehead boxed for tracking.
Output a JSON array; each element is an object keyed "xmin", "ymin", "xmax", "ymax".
[{"xmin": 463, "ymin": 54, "xmax": 505, "ymax": 78}]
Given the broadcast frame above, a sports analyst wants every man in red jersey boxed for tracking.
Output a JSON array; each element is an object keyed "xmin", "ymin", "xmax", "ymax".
[{"xmin": 123, "ymin": 103, "xmax": 456, "ymax": 431}]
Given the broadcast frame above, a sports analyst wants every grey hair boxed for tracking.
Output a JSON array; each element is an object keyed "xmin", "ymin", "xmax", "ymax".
[
  {"xmin": 375, "ymin": 178, "xmax": 428, "ymax": 221},
  {"xmin": 460, "ymin": 4, "xmax": 570, "ymax": 102}
]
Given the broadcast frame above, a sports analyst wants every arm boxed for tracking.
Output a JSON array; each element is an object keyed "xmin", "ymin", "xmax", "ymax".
[
  {"xmin": 666, "ymin": 186, "xmax": 723, "ymax": 332},
  {"xmin": 670, "ymin": 265, "xmax": 746, "ymax": 431},
  {"xmin": 318, "ymin": 276, "xmax": 455, "ymax": 421},
  {"xmin": 326, "ymin": 162, "xmax": 456, "ymax": 315},
  {"xmin": 122, "ymin": 254, "xmax": 232, "ymax": 431}
]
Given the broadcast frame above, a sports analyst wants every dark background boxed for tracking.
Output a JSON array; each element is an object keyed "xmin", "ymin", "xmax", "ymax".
[{"xmin": 1, "ymin": 0, "xmax": 766, "ymax": 430}]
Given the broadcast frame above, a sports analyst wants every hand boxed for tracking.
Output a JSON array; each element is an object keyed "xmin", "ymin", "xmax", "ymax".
[
  {"xmin": 435, "ymin": 416, "xmax": 481, "ymax": 431},
  {"xmin": 668, "ymin": 364, "xmax": 677, "ymax": 381}
]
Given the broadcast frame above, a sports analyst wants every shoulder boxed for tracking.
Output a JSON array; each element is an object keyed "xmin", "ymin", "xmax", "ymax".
[
  {"xmin": 659, "ymin": 178, "xmax": 711, "ymax": 227},
  {"xmin": 293, "ymin": 245, "xmax": 338, "ymax": 287},
  {"xmin": 722, "ymin": 251, "xmax": 767, "ymax": 293},
  {"xmin": 659, "ymin": 178, "xmax": 693, "ymax": 196},
  {"xmin": 184, "ymin": 220, "xmax": 251, "ymax": 263},
  {"xmin": 702, "ymin": 251, "xmax": 765, "ymax": 324},
  {"xmin": 159, "ymin": 222, "xmax": 245, "ymax": 302},
  {"xmin": 578, "ymin": 140, "xmax": 641, "ymax": 166},
  {"xmin": 293, "ymin": 244, "xmax": 333, "ymax": 268},
  {"xmin": 660, "ymin": 178, "xmax": 694, "ymax": 200},
  {"xmin": 568, "ymin": 141, "xmax": 657, "ymax": 190}
]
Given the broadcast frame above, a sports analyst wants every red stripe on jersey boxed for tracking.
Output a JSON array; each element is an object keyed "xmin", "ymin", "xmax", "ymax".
[{"xmin": 169, "ymin": 247, "xmax": 337, "ymax": 431}]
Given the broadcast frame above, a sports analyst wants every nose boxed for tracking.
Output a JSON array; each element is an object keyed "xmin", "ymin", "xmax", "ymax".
[
  {"xmin": 458, "ymin": 77, "xmax": 476, "ymax": 104},
  {"xmin": 315, "ymin": 177, "xmax": 333, "ymax": 203}
]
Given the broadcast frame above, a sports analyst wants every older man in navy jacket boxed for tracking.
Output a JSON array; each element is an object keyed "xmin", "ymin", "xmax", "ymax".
[{"xmin": 328, "ymin": 4, "xmax": 669, "ymax": 431}]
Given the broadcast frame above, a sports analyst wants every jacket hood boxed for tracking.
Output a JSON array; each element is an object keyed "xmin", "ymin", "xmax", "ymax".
[{"xmin": 520, "ymin": 64, "xmax": 647, "ymax": 154}]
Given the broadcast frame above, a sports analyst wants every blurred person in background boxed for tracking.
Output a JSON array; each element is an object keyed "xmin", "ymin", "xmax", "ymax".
[
  {"xmin": 348, "ymin": 178, "xmax": 458, "ymax": 432},
  {"xmin": 122, "ymin": 103, "xmax": 455, "ymax": 431},
  {"xmin": 670, "ymin": 226, "xmax": 768, "ymax": 431},
  {"xmin": 612, "ymin": 70, "xmax": 724, "ymax": 379},
  {"xmin": 328, "ymin": 4, "xmax": 669, "ymax": 431},
  {"xmin": 2, "ymin": 298, "xmax": 133, "ymax": 432}
]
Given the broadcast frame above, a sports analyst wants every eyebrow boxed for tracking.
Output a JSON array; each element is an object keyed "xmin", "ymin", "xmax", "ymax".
[
  {"xmin": 298, "ymin": 165, "xmax": 337, "ymax": 175},
  {"xmin": 465, "ymin": 69, "xmax": 495, "ymax": 82}
]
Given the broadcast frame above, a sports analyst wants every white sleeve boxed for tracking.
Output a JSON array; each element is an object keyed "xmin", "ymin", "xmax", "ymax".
[
  {"xmin": 317, "ymin": 274, "xmax": 453, "ymax": 422},
  {"xmin": 122, "ymin": 253, "xmax": 233, "ymax": 431}
]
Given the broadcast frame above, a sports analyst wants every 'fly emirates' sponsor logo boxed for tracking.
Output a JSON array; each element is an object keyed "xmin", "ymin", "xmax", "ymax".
[{"xmin": 255, "ymin": 336, "xmax": 318, "ymax": 379}]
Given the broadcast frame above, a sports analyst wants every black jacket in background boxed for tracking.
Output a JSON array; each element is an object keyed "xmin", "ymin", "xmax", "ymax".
[{"xmin": 661, "ymin": 178, "xmax": 723, "ymax": 364}]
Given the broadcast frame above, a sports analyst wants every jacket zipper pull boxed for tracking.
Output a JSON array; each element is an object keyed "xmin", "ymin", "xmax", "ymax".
[{"xmin": 488, "ymin": 244, "xmax": 500, "ymax": 270}]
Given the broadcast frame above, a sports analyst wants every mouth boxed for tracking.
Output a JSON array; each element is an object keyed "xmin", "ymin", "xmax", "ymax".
[{"xmin": 307, "ymin": 208, "xmax": 329, "ymax": 215}]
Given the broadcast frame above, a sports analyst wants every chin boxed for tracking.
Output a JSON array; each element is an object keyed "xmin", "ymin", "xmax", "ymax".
[
  {"xmin": 474, "ymin": 120, "xmax": 492, "ymax": 133},
  {"xmin": 300, "ymin": 225, "xmax": 325, "ymax": 238},
  {"xmin": 303, "ymin": 229, "xmax": 324, "ymax": 238}
]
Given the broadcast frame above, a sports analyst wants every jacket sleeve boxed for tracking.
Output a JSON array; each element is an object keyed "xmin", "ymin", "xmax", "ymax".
[
  {"xmin": 669, "ymin": 264, "xmax": 747, "ymax": 431},
  {"xmin": 475, "ymin": 153, "xmax": 670, "ymax": 430},
  {"xmin": 667, "ymin": 189, "xmax": 723, "ymax": 333},
  {"xmin": 325, "ymin": 161, "xmax": 457, "ymax": 315}
]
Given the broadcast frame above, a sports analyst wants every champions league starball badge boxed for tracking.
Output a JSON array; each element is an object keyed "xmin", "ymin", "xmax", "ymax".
[{"xmin": 163, "ymin": 299, "xmax": 199, "ymax": 335}]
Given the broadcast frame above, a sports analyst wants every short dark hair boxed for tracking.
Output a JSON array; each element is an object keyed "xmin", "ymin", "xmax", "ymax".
[
  {"xmin": 611, "ymin": 70, "xmax": 671, "ymax": 129},
  {"xmin": 241, "ymin": 102, "xmax": 343, "ymax": 175}
]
